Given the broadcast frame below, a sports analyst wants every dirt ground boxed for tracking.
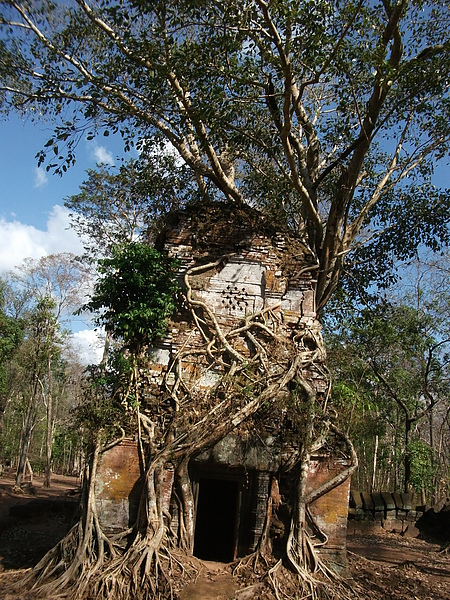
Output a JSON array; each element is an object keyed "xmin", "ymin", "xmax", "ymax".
[
  {"xmin": 347, "ymin": 532, "xmax": 450, "ymax": 599},
  {"xmin": 0, "ymin": 472, "xmax": 449, "ymax": 599},
  {"xmin": 0, "ymin": 472, "xmax": 80, "ymax": 572}
]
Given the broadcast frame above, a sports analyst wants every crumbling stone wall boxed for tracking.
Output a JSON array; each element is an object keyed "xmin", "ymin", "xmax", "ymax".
[
  {"xmin": 348, "ymin": 490, "xmax": 422, "ymax": 537},
  {"xmin": 96, "ymin": 439, "xmax": 351, "ymax": 566},
  {"xmin": 146, "ymin": 204, "xmax": 327, "ymax": 401}
]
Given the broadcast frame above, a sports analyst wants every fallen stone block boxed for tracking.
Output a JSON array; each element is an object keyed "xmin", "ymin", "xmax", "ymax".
[
  {"xmin": 372, "ymin": 492, "xmax": 385, "ymax": 513},
  {"xmin": 393, "ymin": 492, "xmax": 404, "ymax": 510},
  {"xmin": 381, "ymin": 492, "xmax": 395, "ymax": 511},
  {"xmin": 402, "ymin": 523, "xmax": 420, "ymax": 538},
  {"xmin": 400, "ymin": 492, "xmax": 412, "ymax": 511},
  {"xmin": 359, "ymin": 521, "xmax": 383, "ymax": 534},
  {"xmin": 396, "ymin": 508, "xmax": 408, "ymax": 520},
  {"xmin": 353, "ymin": 508, "xmax": 365, "ymax": 520},
  {"xmin": 361, "ymin": 491, "xmax": 374, "ymax": 511},
  {"xmin": 347, "ymin": 520, "xmax": 361, "ymax": 535}
]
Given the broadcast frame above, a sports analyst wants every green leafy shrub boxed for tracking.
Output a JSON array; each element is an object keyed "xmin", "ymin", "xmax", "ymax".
[{"xmin": 80, "ymin": 243, "xmax": 179, "ymax": 351}]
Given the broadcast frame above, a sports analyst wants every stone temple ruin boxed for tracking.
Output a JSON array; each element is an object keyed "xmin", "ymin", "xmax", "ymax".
[{"xmin": 95, "ymin": 203, "xmax": 352, "ymax": 570}]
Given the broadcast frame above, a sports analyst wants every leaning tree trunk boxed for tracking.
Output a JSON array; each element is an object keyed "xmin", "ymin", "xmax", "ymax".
[{"xmin": 17, "ymin": 246, "xmax": 359, "ymax": 599}]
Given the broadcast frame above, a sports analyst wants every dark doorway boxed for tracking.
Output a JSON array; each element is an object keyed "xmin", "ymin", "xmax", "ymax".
[{"xmin": 193, "ymin": 477, "xmax": 239, "ymax": 562}]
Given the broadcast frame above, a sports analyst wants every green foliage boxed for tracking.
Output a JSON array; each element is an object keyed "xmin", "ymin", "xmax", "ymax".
[
  {"xmin": 65, "ymin": 155, "xmax": 196, "ymax": 259},
  {"xmin": 1, "ymin": 1, "xmax": 449, "ymax": 307},
  {"xmin": 80, "ymin": 243, "xmax": 179, "ymax": 350},
  {"xmin": 73, "ymin": 242, "xmax": 179, "ymax": 444},
  {"xmin": 50, "ymin": 428, "xmax": 83, "ymax": 474},
  {"xmin": 0, "ymin": 280, "xmax": 24, "ymax": 401},
  {"xmin": 0, "ymin": 261, "xmax": 87, "ymax": 475},
  {"xmin": 326, "ymin": 282, "xmax": 449, "ymax": 493},
  {"xmin": 0, "ymin": 308, "xmax": 23, "ymax": 363},
  {"xmin": 407, "ymin": 439, "xmax": 436, "ymax": 494},
  {"xmin": 74, "ymin": 345, "xmax": 148, "ymax": 443},
  {"xmin": 74, "ymin": 362, "xmax": 132, "ymax": 441}
]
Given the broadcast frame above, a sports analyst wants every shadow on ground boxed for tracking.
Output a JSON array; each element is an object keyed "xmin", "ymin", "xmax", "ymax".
[{"xmin": 0, "ymin": 474, "xmax": 79, "ymax": 570}]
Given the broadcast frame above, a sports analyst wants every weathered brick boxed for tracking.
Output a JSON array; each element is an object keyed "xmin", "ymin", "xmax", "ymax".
[
  {"xmin": 402, "ymin": 524, "xmax": 420, "ymax": 538},
  {"xmin": 382, "ymin": 517, "xmax": 403, "ymax": 533},
  {"xmin": 400, "ymin": 492, "xmax": 412, "ymax": 510},
  {"xmin": 361, "ymin": 491, "xmax": 374, "ymax": 511},
  {"xmin": 96, "ymin": 206, "xmax": 351, "ymax": 570},
  {"xmin": 381, "ymin": 492, "xmax": 395, "ymax": 511},
  {"xmin": 393, "ymin": 492, "xmax": 404, "ymax": 510},
  {"xmin": 306, "ymin": 457, "xmax": 351, "ymax": 568},
  {"xmin": 372, "ymin": 492, "xmax": 385, "ymax": 513},
  {"xmin": 359, "ymin": 521, "xmax": 383, "ymax": 534}
]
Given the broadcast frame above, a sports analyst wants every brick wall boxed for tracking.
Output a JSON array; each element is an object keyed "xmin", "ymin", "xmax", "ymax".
[
  {"xmin": 306, "ymin": 457, "xmax": 352, "ymax": 571},
  {"xmin": 95, "ymin": 205, "xmax": 352, "ymax": 566},
  {"xmin": 95, "ymin": 439, "xmax": 142, "ymax": 535}
]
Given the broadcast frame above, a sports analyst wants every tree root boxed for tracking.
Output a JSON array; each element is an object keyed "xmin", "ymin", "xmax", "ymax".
[
  {"xmin": 19, "ymin": 523, "xmax": 197, "ymax": 600},
  {"xmin": 233, "ymin": 550, "xmax": 362, "ymax": 600}
]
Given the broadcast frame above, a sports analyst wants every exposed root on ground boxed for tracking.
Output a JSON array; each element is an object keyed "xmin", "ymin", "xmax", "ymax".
[{"xmin": 233, "ymin": 551, "xmax": 363, "ymax": 600}]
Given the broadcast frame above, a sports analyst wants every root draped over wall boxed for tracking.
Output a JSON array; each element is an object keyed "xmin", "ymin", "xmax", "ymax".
[{"xmin": 17, "ymin": 212, "xmax": 359, "ymax": 599}]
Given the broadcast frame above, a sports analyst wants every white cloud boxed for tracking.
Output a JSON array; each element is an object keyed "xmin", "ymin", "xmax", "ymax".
[
  {"xmin": 70, "ymin": 328, "xmax": 105, "ymax": 365},
  {"xmin": 90, "ymin": 143, "xmax": 115, "ymax": 166},
  {"xmin": 138, "ymin": 138, "xmax": 184, "ymax": 166},
  {"xmin": 0, "ymin": 204, "xmax": 84, "ymax": 273},
  {"xmin": 34, "ymin": 167, "xmax": 48, "ymax": 188}
]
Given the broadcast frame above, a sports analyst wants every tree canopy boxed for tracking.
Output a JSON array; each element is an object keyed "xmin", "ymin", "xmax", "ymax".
[
  {"xmin": 1, "ymin": 0, "xmax": 449, "ymax": 308},
  {"xmin": 0, "ymin": 279, "xmax": 24, "ymax": 404},
  {"xmin": 65, "ymin": 154, "xmax": 195, "ymax": 259}
]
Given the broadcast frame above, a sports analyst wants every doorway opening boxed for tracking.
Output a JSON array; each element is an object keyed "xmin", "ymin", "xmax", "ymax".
[{"xmin": 193, "ymin": 477, "xmax": 239, "ymax": 562}]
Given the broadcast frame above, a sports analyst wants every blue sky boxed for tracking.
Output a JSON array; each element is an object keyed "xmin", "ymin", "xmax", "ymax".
[
  {"xmin": 0, "ymin": 114, "xmax": 120, "ymax": 234},
  {"xmin": 0, "ymin": 114, "xmax": 128, "ymax": 362}
]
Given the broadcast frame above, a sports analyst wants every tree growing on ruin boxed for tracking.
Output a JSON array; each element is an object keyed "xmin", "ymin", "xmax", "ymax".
[{"xmin": 1, "ymin": 1, "xmax": 449, "ymax": 598}]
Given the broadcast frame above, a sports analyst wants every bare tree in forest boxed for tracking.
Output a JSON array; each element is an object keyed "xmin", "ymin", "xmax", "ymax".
[
  {"xmin": 65, "ymin": 157, "xmax": 195, "ymax": 259},
  {"xmin": 1, "ymin": 1, "xmax": 449, "ymax": 598},
  {"xmin": 7, "ymin": 254, "xmax": 89, "ymax": 488}
]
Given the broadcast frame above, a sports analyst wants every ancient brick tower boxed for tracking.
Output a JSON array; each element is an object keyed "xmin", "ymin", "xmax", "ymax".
[{"xmin": 95, "ymin": 203, "xmax": 351, "ymax": 569}]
